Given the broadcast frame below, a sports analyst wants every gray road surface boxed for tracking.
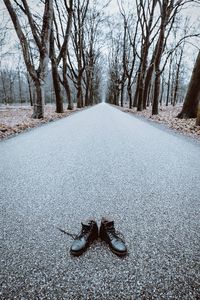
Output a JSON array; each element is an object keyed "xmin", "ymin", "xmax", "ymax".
[{"xmin": 0, "ymin": 103, "xmax": 200, "ymax": 299}]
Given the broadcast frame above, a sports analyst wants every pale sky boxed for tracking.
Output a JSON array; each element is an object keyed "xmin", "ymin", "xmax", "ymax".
[
  {"xmin": 0, "ymin": 0, "xmax": 199, "ymax": 70},
  {"xmin": 0, "ymin": 0, "xmax": 199, "ymax": 20}
]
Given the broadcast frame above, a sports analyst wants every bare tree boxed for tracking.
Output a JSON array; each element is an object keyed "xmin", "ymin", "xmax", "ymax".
[
  {"xmin": 4, "ymin": 0, "xmax": 53, "ymax": 118},
  {"xmin": 106, "ymin": 26, "xmax": 122, "ymax": 106},
  {"xmin": 135, "ymin": 0, "xmax": 159, "ymax": 111},
  {"xmin": 166, "ymin": 54, "xmax": 173, "ymax": 106},
  {"xmin": 50, "ymin": 24, "xmax": 64, "ymax": 113},
  {"xmin": 50, "ymin": 0, "xmax": 74, "ymax": 111},
  {"xmin": 172, "ymin": 45, "xmax": 184, "ymax": 106},
  {"xmin": 178, "ymin": 50, "xmax": 200, "ymax": 119},
  {"xmin": 71, "ymin": 0, "xmax": 89, "ymax": 108},
  {"xmin": 126, "ymin": 17, "xmax": 139, "ymax": 109},
  {"xmin": 84, "ymin": 2, "xmax": 105, "ymax": 106},
  {"xmin": 0, "ymin": 11, "xmax": 8, "ymax": 104},
  {"xmin": 117, "ymin": 0, "xmax": 129, "ymax": 107}
]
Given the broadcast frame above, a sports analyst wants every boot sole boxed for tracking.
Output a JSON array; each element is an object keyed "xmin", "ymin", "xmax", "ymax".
[
  {"xmin": 70, "ymin": 241, "xmax": 91, "ymax": 256},
  {"xmin": 100, "ymin": 234, "xmax": 127, "ymax": 257},
  {"xmin": 70, "ymin": 248, "xmax": 86, "ymax": 256},
  {"xmin": 109, "ymin": 245, "xmax": 127, "ymax": 257}
]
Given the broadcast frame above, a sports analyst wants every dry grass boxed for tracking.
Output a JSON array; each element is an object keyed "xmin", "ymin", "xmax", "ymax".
[
  {"xmin": 117, "ymin": 103, "xmax": 200, "ymax": 140},
  {"xmin": 0, "ymin": 104, "xmax": 83, "ymax": 140}
]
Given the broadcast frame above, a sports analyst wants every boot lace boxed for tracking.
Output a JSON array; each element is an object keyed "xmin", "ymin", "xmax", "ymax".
[
  {"xmin": 57, "ymin": 223, "xmax": 92, "ymax": 240},
  {"xmin": 57, "ymin": 227, "xmax": 77, "ymax": 239},
  {"xmin": 78, "ymin": 225, "xmax": 92, "ymax": 239},
  {"xmin": 105, "ymin": 223, "xmax": 125, "ymax": 241}
]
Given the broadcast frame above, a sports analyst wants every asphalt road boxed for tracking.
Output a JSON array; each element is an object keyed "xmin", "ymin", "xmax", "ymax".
[{"xmin": 0, "ymin": 103, "xmax": 200, "ymax": 300}]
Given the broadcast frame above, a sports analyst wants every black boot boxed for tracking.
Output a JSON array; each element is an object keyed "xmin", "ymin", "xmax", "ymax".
[
  {"xmin": 70, "ymin": 219, "xmax": 98, "ymax": 256},
  {"xmin": 100, "ymin": 218, "xmax": 127, "ymax": 257}
]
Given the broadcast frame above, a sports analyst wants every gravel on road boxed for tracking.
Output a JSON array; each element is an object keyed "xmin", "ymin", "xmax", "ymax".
[{"xmin": 0, "ymin": 103, "xmax": 200, "ymax": 299}]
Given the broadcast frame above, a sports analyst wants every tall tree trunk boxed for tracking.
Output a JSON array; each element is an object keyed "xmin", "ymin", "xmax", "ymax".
[
  {"xmin": 51, "ymin": 59, "xmax": 64, "ymax": 113},
  {"xmin": 170, "ymin": 69, "xmax": 175, "ymax": 105},
  {"xmin": 143, "ymin": 64, "xmax": 154, "ymax": 108},
  {"xmin": 9, "ymin": 73, "xmax": 13, "ymax": 104},
  {"xmin": 137, "ymin": 43, "xmax": 151, "ymax": 111},
  {"xmin": 160, "ymin": 76, "xmax": 164, "ymax": 105},
  {"xmin": 27, "ymin": 73, "xmax": 33, "ymax": 106},
  {"xmin": 152, "ymin": 72, "xmax": 160, "ymax": 115},
  {"xmin": 120, "ymin": 17, "xmax": 127, "ymax": 108},
  {"xmin": 55, "ymin": 0, "xmax": 74, "ymax": 110},
  {"xmin": 121, "ymin": 83, "xmax": 124, "ymax": 107},
  {"xmin": 1, "ymin": 71, "xmax": 7, "ymax": 104},
  {"xmin": 166, "ymin": 56, "xmax": 172, "ymax": 106},
  {"xmin": 137, "ymin": 71, "xmax": 143, "ymax": 111},
  {"xmin": 64, "ymin": 76, "xmax": 73, "ymax": 110},
  {"xmin": 127, "ymin": 83, "xmax": 132, "ymax": 109},
  {"xmin": 133, "ymin": 76, "xmax": 139, "ymax": 107},
  {"xmin": 147, "ymin": 82, "xmax": 152, "ymax": 107},
  {"xmin": 50, "ymin": 29, "xmax": 64, "ymax": 113},
  {"xmin": 152, "ymin": 13, "xmax": 166, "ymax": 115},
  {"xmin": 136, "ymin": 0, "xmax": 157, "ymax": 111},
  {"xmin": 85, "ymin": 86, "xmax": 89, "ymax": 106},
  {"xmin": 177, "ymin": 51, "xmax": 200, "ymax": 119},
  {"xmin": 32, "ymin": 79, "xmax": 45, "ymax": 119},
  {"xmin": 77, "ymin": 74, "xmax": 83, "ymax": 108},
  {"xmin": 62, "ymin": 56, "xmax": 73, "ymax": 110},
  {"xmin": 173, "ymin": 49, "xmax": 183, "ymax": 106},
  {"xmin": 89, "ymin": 80, "xmax": 94, "ymax": 106},
  {"xmin": 18, "ymin": 69, "xmax": 23, "ymax": 104},
  {"xmin": 196, "ymin": 99, "xmax": 200, "ymax": 125}
]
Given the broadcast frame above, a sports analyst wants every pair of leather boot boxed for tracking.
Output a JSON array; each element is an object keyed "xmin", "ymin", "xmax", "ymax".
[{"xmin": 70, "ymin": 218, "xmax": 127, "ymax": 257}]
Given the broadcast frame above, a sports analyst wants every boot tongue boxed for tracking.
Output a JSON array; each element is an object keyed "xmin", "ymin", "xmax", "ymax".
[
  {"xmin": 104, "ymin": 220, "xmax": 114, "ymax": 229},
  {"xmin": 80, "ymin": 222, "xmax": 92, "ymax": 236},
  {"xmin": 81, "ymin": 220, "xmax": 93, "ymax": 229}
]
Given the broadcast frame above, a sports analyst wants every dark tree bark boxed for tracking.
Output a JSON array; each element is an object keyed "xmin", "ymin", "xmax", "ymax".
[
  {"xmin": 126, "ymin": 17, "xmax": 139, "ymax": 109},
  {"xmin": 63, "ymin": 55, "xmax": 73, "ymax": 110},
  {"xmin": 177, "ymin": 51, "xmax": 200, "ymax": 118},
  {"xmin": 142, "ymin": 32, "xmax": 161, "ymax": 108},
  {"xmin": 170, "ymin": 66, "xmax": 175, "ymax": 105},
  {"xmin": 8, "ymin": 70, "xmax": 15, "ymax": 103},
  {"xmin": 152, "ymin": 74, "xmax": 160, "ymax": 114},
  {"xmin": 1, "ymin": 70, "xmax": 8, "ymax": 104},
  {"xmin": 120, "ymin": 18, "xmax": 128, "ymax": 107},
  {"xmin": 127, "ymin": 80, "xmax": 132, "ymax": 109},
  {"xmin": 152, "ymin": 0, "xmax": 169, "ymax": 115},
  {"xmin": 54, "ymin": 0, "xmax": 74, "ymax": 110},
  {"xmin": 166, "ymin": 55, "xmax": 173, "ymax": 106},
  {"xmin": 50, "ymin": 28, "xmax": 64, "ymax": 113},
  {"xmin": 85, "ymin": 19, "xmax": 95, "ymax": 106},
  {"xmin": 196, "ymin": 99, "xmax": 200, "ymax": 125},
  {"xmin": 72, "ymin": 0, "xmax": 89, "ymax": 108},
  {"xmin": 133, "ymin": 79, "xmax": 139, "ymax": 107},
  {"xmin": 173, "ymin": 47, "xmax": 184, "ymax": 106},
  {"xmin": 26, "ymin": 73, "xmax": 33, "ymax": 106},
  {"xmin": 18, "ymin": 67, "xmax": 23, "ymax": 103},
  {"xmin": 135, "ymin": 0, "xmax": 158, "ymax": 111},
  {"xmin": 159, "ymin": 75, "xmax": 164, "ymax": 105},
  {"xmin": 77, "ymin": 72, "xmax": 83, "ymax": 108}
]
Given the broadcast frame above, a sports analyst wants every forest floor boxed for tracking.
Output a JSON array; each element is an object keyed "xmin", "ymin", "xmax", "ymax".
[
  {"xmin": 117, "ymin": 103, "xmax": 200, "ymax": 141},
  {"xmin": 0, "ymin": 103, "xmax": 200, "ymax": 141},
  {"xmin": 0, "ymin": 104, "xmax": 84, "ymax": 140}
]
